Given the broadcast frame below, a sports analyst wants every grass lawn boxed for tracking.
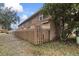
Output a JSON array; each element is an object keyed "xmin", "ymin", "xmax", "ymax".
[
  {"xmin": 0, "ymin": 33, "xmax": 79, "ymax": 56},
  {"xmin": 30, "ymin": 42, "xmax": 79, "ymax": 56}
]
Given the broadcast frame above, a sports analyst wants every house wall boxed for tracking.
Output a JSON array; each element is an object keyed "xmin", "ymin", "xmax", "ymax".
[
  {"xmin": 16, "ymin": 13, "xmax": 56, "ymax": 45},
  {"xmin": 18, "ymin": 13, "xmax": 50, "ymax": 30},
  {"xmin": 50, "ymin": 20, "xmax": 56, "ymax": 41},
  {"xmin": 41, "ymin": 23, "xmax": 50, "ymax": 29}
]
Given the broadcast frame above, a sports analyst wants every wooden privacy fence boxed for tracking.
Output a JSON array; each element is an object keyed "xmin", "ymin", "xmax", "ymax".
[{"xmin": 14, "ymin": 27, "xmax": 50, "ymax": 45}]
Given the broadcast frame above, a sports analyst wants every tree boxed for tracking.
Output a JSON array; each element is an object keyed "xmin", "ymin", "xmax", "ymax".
[
  {"xmin": 0, "ymin": 7, "xmax": 20, "ymax": 30},
  {"xmin": 41, "ymin": 3, "xmax": 79, "ymax": 40}
]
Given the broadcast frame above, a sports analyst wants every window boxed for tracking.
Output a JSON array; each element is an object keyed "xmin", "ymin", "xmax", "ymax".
[{"xmin": 39, "ymin": 14, "xmax": 43, "ymax": 21}]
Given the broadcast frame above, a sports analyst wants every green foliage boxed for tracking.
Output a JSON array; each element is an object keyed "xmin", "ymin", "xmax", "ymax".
[
  {"xmin": 41, "ymin": 3, "xmax": 79, "ymax": 40},
  {"xmin": 0, "ymin": 7, "xmax": 20, "ymax": 30}
]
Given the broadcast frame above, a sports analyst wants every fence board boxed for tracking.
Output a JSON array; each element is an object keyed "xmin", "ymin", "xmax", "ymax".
[{"xmin": 14, "ymin": 27, "xmax": 50, "ymax": 45}]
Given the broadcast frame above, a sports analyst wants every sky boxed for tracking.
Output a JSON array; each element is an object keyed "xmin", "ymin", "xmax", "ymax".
[
  {"xmin": 3, "ymin": 2, "xmax": 43, "ymax": 29},
  {"xmin": 18, "ymin": 3, "xmax": 43, "ymax": 24}
]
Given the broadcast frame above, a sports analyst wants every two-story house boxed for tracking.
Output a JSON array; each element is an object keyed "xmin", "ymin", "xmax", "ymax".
[{"xmin": 16, "ymin": 10, "xmax": 56, "ymax": 44}]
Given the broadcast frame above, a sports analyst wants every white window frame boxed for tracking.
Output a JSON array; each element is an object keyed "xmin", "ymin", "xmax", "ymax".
[{"xmin": 39, "ymin": 14, "xmax": 43, "ymax": 21}]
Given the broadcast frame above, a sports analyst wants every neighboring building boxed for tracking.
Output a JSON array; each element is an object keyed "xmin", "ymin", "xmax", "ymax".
[{"xmin": 17, "ymin": 10, "xmax": 56, "ymax": 44}]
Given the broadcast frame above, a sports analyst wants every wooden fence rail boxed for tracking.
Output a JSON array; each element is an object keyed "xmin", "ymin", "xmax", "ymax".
[{"xmin": 14, "ymin": 28, "xmax": 50, "ymax": 45}]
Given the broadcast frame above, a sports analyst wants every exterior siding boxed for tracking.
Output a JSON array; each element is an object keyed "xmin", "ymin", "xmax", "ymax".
[
  {"xmin": 18, "ymin": 13, "xmax": 51, "ymax": 30},
  {"xmin": 16, "ymin": 12, "xmax": 56, "ymax": 45}
]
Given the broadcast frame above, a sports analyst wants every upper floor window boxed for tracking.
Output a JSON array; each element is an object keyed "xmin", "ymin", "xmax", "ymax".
[{"xmin": 39, "ymin": 14, "xmax": 43, "ymax": 21}]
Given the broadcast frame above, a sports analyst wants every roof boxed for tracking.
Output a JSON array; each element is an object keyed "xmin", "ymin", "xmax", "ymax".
[{"xmin": 18, "ymin": 10, "xmax": 41, "ymax": 27}]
